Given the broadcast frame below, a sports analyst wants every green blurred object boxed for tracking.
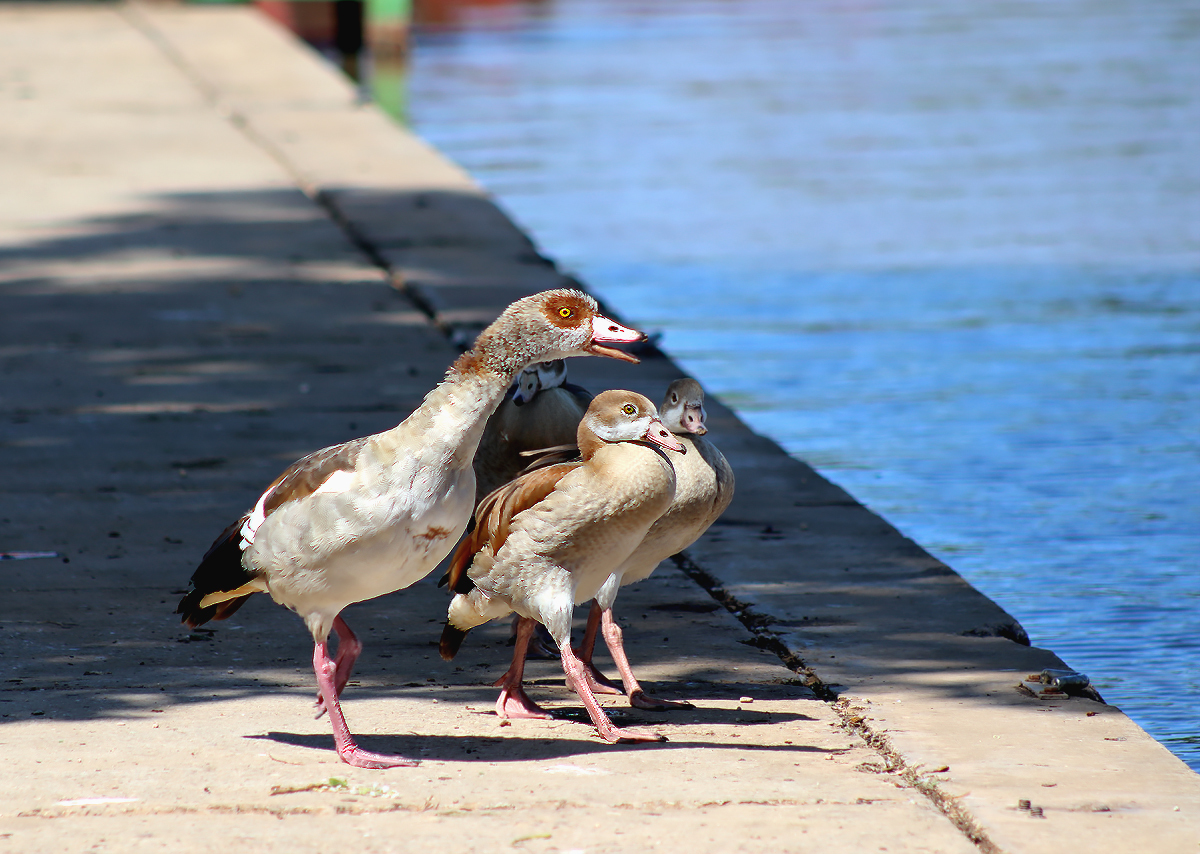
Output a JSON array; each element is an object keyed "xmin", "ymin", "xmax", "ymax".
[{"xmin": 369, "ymin": 52, "xmax": 407, "ymax": 124}]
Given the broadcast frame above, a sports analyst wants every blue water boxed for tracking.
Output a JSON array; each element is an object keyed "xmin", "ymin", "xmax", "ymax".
[{"xmin": 404, "ymin": 0, "xmax": 1200, "ymax": 768}]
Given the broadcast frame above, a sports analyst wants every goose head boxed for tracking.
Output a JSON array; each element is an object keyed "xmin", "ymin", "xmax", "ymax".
[
  {"xmin": 511, "ymin": 360, "xmax": 569, "ymax": 406},
  {"xmin": 579, "ymin": 390, "xmax": 685, "ymax": 457},
  {"xmin": 659, "ymin": 378, "xmax": 708, "ymax": 436},
  {"xmin": 510, "ymin": 366, "xmax": 542, "ymax": 407},
  {"xmin": 468, "ymin": 290, "xmax": 644, "ymax": 381}
]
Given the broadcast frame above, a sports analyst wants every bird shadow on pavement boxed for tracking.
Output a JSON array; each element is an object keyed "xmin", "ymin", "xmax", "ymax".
[{"xmin": 249, "ymin": 730, "xmax": 845, "ymax": 764}]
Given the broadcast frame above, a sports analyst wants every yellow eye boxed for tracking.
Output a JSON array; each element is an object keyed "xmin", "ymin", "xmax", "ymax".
[
  {"xmin": 558, "ymin": 307, "xmax": 573, "ymax": 319},
  {"xmin": 622, "ymin": 403, "xmax": 637, "ymax": 416}
]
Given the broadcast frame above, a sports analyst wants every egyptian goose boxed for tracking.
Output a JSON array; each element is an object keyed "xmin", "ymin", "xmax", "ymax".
[
  {"xmin": 577, "ymin": 377, "xmax": 735, "ymax": 709},
  {"xmin": 472, "ymin": 359, "xmax": 593, "ymax": 658},
  {"xmin": 484, "ymin": 378, "xmax": 734, "ymax": 716},
  {"xmin": 175, "ymin": 289, "xmax": 645, "ymax": 768},
  {"xmin": 473, "ymin": 359, "xmax": 592, "ymax": 503},
  {"xmin": 439, "ymin": 390, "xmax": 684, "ymax": 743}
]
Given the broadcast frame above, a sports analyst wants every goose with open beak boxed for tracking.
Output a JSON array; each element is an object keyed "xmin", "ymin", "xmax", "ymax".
[{"xmin": 175, "ymin": 289, "xmax": 644, "ymax": 768}]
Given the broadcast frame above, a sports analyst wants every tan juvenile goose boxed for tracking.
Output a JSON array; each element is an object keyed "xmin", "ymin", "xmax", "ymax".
[
  {"xmin": 494, "ymin": 378, "xmax": 734, "ymax": 717},
  {"xmin": 439, "ymin": 390, "xmax": 684, "ymax": 743},
  {"xmin": 175, "ymin": 289, "xmax": 644, "ymax": 769},
  {"xmin": 577, "ymin": 377, "xmax": 735, "ymax": 708}
]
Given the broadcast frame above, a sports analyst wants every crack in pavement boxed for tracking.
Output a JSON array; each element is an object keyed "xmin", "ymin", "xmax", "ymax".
[{"xmin": 670, "ymin": 551, "xmax": 1004, "ymax": 854}]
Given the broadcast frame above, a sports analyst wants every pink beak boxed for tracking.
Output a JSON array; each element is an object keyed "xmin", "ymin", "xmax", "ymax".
[
  {"xmin": 682, "ymin": 404, "xmax": 707, "ymax": 435},
  {"xmin": 587, "ymin": 314, "xmax": 645, "ymax": 364},
  {"xmin": 644, "ymin": 418, "xmax": 685, "ymax": 453}
]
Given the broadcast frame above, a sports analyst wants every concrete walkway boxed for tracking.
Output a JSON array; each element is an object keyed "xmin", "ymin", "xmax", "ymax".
[{"xmin": 1, "ymin": 4, "xmax": 1196, "ymax": 852}]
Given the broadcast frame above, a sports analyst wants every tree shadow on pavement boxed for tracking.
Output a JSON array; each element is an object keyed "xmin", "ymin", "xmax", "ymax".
[{"xmin": 1, "ymin": 186, "xmax": 1070, "ymax": 739}]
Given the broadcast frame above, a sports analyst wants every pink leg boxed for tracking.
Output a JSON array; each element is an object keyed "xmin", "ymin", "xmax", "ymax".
[
  {"xmin": 315, "ymin": 615, "xmax": 363, "ymax": 719},
  {"xmin": 559, "ymin": 643, "xmax": 665, "ymax": 744},
  {"xmin": 313, "ymin": 639, "xmax": 416, "ymax": 769},
  {"xmin": 601, "ymin": 609, "xmax": 694, "ymax": 712},
  {"xmin": 492, "ymin": 618, "xmax": 552, "ymax": 719},
  {"xmin": 572, "ymin": 601, "xmax": 623, "ymax": 695},
  {"xmin": 512, "ymin": 614, "xmax": 557, "ymax": 660}
]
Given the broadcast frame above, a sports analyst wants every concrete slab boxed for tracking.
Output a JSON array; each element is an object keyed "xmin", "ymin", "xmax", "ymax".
[{"xmin": 0, "ymin": 3, "xmax": 1197, "ymax": 853}]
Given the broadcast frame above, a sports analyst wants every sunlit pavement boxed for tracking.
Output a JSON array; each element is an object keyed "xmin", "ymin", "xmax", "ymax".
[{"xmin": 0, "ymin": 5, "xmax": 1197, "ymax": 852}]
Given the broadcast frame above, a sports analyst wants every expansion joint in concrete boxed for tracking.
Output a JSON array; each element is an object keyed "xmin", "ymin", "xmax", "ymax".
[
  {"xmin": 669, "ymin": 552, "xmax": 833, "ymax": 700},
  {"xmin": 120, "ymin": 2, "xmax": 444, "ymax": 339},
  {"xmin": 119, "ymin": 2, "xmax": 220, "ymax": 106},
  {"xmin": 669, "ymin": 551, "xmax": 1005, "ymax": 854},
  {"xmin": 835, "ymin": 700, "xmax": 1003, "ymax": 854}
]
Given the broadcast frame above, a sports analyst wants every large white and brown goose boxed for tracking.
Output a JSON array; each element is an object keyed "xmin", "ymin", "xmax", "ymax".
[
  {"xmin": 175, "ymin": 289, "xmax": 644, "ymax": 769},
  {"xmin": 439, "ymin": 390, "xmax": 684, "ymax": 744}
]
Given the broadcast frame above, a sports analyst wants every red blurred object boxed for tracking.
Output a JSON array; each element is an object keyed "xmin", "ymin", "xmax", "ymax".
[
  {"xmin": 414, "ymin": 0, "xmax": 549, "ymax": 31},
  {"xmin": 255, "ymin": 1, "xmax": 339, "ymax": 48}
]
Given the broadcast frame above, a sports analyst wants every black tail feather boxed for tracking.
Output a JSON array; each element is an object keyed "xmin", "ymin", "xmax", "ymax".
[
  {"xmin": 439, "ymin": 623, "xmax": 468, "ymax": 661},
  {"xmin": 176, "ymin": 516, "xmax": 255, "ymax": 628}
]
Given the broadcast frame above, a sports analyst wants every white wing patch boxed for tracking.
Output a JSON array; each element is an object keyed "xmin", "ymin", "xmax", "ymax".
[
  {"xmin": 313, "ymin": 468, "xmax": 356, "ymax": 495},
  {"xmin": 239, "ymin": 489, "xmax": 270, "ymax": 550}
]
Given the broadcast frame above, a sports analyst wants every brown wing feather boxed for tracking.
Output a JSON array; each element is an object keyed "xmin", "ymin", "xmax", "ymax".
[
  {"xmin": 444, "ymin": 462, "xmax": 579, "ymax": 593},
  {"xmin": 260, "ymin": 436, "xmax": 370, "ymax": 517},
  {"xmin": 517, "ymin": 444, "xmax": 580, "ymax": 474},
  {"xmin": 482, "ymin": 462, "xmax": 578, "ymax": 553},
  {"xmin": 444, "ymin": 519, "xmax": 489, "ymax": 595}
]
